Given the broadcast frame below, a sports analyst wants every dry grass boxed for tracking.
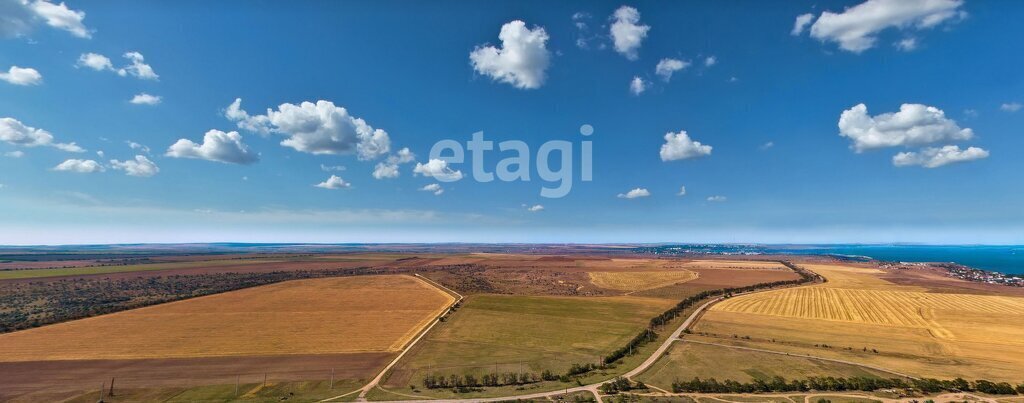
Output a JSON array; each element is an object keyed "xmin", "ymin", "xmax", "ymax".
[
  {"xmin": 696, "ymin": 263, "xmax": 1024, "ymax": 381},
  {"xmin": 0, "ymin": 275, "xmax": 454, "ymax": 361},
  {"xmin": 681, "ymin": 260, "xmax": 788, "ymax": 270},
  {"xmin": 588, "ymin": 269, "xmax": 698, "ymax": 292}
]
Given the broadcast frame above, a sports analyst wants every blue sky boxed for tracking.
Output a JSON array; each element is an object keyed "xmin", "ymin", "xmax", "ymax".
[{"xmin": 1, "ymin": 0, "xmax": 1023, "ymax": 245}]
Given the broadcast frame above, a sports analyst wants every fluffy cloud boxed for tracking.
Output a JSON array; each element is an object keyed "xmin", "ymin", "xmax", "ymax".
[
  {"xmin": 677, "ymin": 186, "xmax": 687, "ymax": 196},
  {"xmin": 1, "ymin": 0, "xmax": 91, "ymax": 39},
  {"xmin": 130, "ymin": 93, "xmax": 161, "ymax": 105},
  {"xmin": 629, "ymin": 76, "xmax": 647, "ymax": 95},
  {"xmin": 838, "ymin": 103, "xmax": 973, "ymax": 152},
  {"xmin": 77, "ymin": 52, "xmax": 158, "ymax": 80},
  {"xmin": 470, "ymin": 20, "xmax": 551, "ymax": 90},
  {"xmin": 655, "ymin": 58, "xmax": 688, "ymax": 81},
  {"xmin": 127, "ymin": 141, "xmax": 150, "ymax": 154},
  {"xmin": 315, "ymin": 175, "xmax": 351, "ymax": 189},
  {"xmin": 704, "ymin": 56, "xmax": 717, "ymax": 67},
  {"xmin": 413, "ymin": 159, "xmax": 463, "ymax": 182},
  {"xmin": 792, "ymin": 13, "xmax": 815, "ymax": 35},
  {"xmin": 373, "ymin": 147, "xmax": 415, "ymax": 179},
  {"xmin": 1000, "ymin": 102, "xmax": 1022, "ymax": 113},
  {"xmin": 618, "ymin": 188, "xmax": 650, "ymax": 199},
  {"xmin": 707, "ymin": 195, "xmax": 727, "ymax": 202},
  {"xmin": 0, "ymin": 117, "xmax": 83, "ymax": 152},
  {"xmin": 0, "ymin": 66, "xmax": 42, "ymax": 85},
  {"xmin": 53, "ymin": 158, "xmax": 103, "ymax": 173},
  {"xmin": 892, "ymin": 145, "xmax": 989, "ymax": 168},
  {"xmin": 660, "ymin": 130, "xmax": 712, "ymax": 161},
  {"xmin": 110, "ymin": 155, "xmax": 158, "ymax": 177},
  {"xmin": 419, "ymin": 183, "xmax": 444, "ymax": 196},
  {"xmin": 76, "ymin": 52, "xmax": 112, "ymax": 70},
  {"xmin": 798, "ymin": 0, "xmax": 965, "ymax": 53},
  {"xmin": 610, "ymin": 6, "xmax": 649, "ymax": 60},
  {"xmin": 226, "ymin": 98, "xmax": 390, "ymax": 160},
  {"xmin": 165, "ymin": 129, "xmax": 259, "ymax": 165},
  {"xmin": 526, "ymin": 204, "xmax": 544, "ymax": 212},
  {"xmin": 117, "ymin": 52, "xmax": 158, "ymax": 80}
]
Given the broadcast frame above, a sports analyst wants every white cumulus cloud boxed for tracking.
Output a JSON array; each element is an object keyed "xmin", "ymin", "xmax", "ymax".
[
  {"xmin": 165, "ymin": 129, "xmax": 259, "ymax": 165},
  {"xmin": 792, "ymin": 13, "xmax": 815, "ymax": 35},
  {"xmin": 76, "ymin": 52, "xmax": 112, "ymax": 71},
  {"xmin": 618, "ymin": 188, "xmax": 651, "ymax": 199},
  {"xmin": 892, "ymin": 145, "xmax": 989, "ymax": 168},
  {"xmin": 110, "ymin": 155, "xmax": 158, "ymax": 177},
  {"xmin": 798, "ymin": 0, "xmax": 965, "ymax": 53},
  {"xmin": 838, "ymin": 103, "xmax": 973, "ymax": 152},
  {"xmin": 225, "ymin": 98, "xmax": 391, "ymax": 160},
  {"xmin": 0, "ymin": 117, "xmax": 83, "ymax": 152},
  {"xmin": 629, "ymin": 76, "xmax": 647, "ymax": 95},
  {"xmin": 372, "ymin": 147, "xmax": 415, "ymax": 179},
  {"xmin": 677, "ymin": 186, "xmax": 687, "ymax": 196},
  {"xmin": 610, "ymin": 6, "xmax": 649, "ymax": 60},
  {"xmin": 116, "ymin": 51, "xmax": 158, "ymax": 80},
  {"xmin": 2, "ymin": 0, "xmax": 91, "ymax": 39},
  {"xmin": 130, "ymin": 93, "xmax": 161, "ymax": 105},
  {"xmin": 660, "ymin": 130, "xmax": 712, "ymax": 161},
  {"xmin": 0, "ymin": 66, "xmax": 42, "ymax": 85},
  {"xmin": 526, "ymin": 204, "xmax": 544, "ymax": 212},
  {"xmin": 704, "ymin": 56, "xmax": 717, "ymax": 67},
  {"xmin": 419, "ymin": 183, "xmax": 444, "ymax": 196},
  {"xmin": 77, "ymin": 52, "xmax": 158, "ymax": 80},
  {"xmin": 53, "ymin": 158, "xmax": 103, "ymax": 173},
  {"xmin": 413, "ymin": 159, "xmax": 463, "ymax": 182},
  {"xmin": 655, "ymin": 58, "xmax": 688, "ymax": 81},
  {"xmin": 470, "ymin": 20, "xmax": 551, "ymax": 90},
  {"xmin": 315, "ymin": 175, "xmax": 351, "ymax": 189}
]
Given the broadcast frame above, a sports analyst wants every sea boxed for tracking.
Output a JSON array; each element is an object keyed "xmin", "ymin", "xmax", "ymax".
[
  {"xmin": 644, "ymin": 244, "xmax": 1024, "ymax": 275},
  {"xmin": 768, "ymin": 245, "xmax": 1024, "ymax": 275}
]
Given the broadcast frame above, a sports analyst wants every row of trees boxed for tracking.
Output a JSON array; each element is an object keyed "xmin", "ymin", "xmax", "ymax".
[
  {"xmin": 599, "ymin": 377, "xmax": 647, "ymax": 395},
  {"xmin": 421, "ymin": 371, "xmax": 550, "ymax": 390},
  {"xmin": 671, "ymin": 376, "xmax": 1024, "ymax": 395}
]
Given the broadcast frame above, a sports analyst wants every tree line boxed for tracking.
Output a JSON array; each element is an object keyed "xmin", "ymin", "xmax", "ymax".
[{"xmin": 671, "ymin": 376, "xmax": 1024, "ymax": 395}]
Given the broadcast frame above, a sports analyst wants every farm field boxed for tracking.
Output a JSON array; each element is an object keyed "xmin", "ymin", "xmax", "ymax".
[
  {"xmin": 381, "ymin": 293, "xmax": 677, "ymax": 396},
  {"xmin": 588, "ymin": 269, "xmax": 698, "ymax": 292},
  {"xmin": 0, "ymin": 258, "xmax": 291, "ymax": 280},
  {"xmin": 0, "ymin": 274, "xmax": 453, "ymax": 360},
  {"xmin": 636, "ymin": 341, "xmax": 893, "ymax": 391},
  {"xmin": 693, "ymin": 263, "xmax": 1024, "ymax": 381},
  {"xmin": 0, "ymin": 274, "xmax": 455, "ymax": 400}
]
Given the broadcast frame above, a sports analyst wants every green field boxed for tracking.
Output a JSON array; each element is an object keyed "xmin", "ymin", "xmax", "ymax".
[
  {"xmin": 637, "ymin": 341, "xmax": 892, "ymax": 391},
  {"xmin": 381, "ymin": 294, "xmax": 675, "ymax": 397},
  {"xmin": 0, "ymin": 259, "xmax": 285, "ymax": 280}
]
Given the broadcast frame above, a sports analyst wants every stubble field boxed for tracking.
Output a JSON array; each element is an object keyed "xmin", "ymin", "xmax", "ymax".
[{"xmin": 693, "ymin": 263, "xmax": 1024, "ymax": 381}]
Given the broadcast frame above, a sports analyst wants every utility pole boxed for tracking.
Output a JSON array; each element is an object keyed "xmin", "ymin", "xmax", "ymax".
[
  {"xmin": 98, "ymin": 381, "xmax": 105, "ymax": 403},
  {"xmin": 263, "ymin": 373, "xmax": 267, "ymax": 388},
  {"xmin": 330, "ymin": 368, "xmax": 335, "ymax": 390},
  {"xmin": 235, "ymin": 375, "xmax": 239, "ymax": 396},
  {"xmin": 109, "ymin": 377, "xmax": 115, "ymax": 397}
]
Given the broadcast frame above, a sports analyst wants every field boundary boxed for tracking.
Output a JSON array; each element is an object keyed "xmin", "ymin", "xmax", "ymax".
[{"xmin": 322, "ymin": 273, "xmax": 463, "ymax": 402}]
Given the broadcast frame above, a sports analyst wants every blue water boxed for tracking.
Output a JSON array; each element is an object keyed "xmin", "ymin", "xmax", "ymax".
[{"xmin": 766, "ymin": 245, "xmax": 1024, "ymax": 275}]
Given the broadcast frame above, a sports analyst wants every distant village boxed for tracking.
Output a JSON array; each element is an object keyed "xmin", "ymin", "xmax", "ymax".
[{"xmin": 881, "ymin": 261, "xmax": 1024, "ymax": 287}]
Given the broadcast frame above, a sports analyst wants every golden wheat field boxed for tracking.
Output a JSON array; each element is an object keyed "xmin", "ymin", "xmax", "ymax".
[
  {"xmin": 588, "ymin": 269, "xmax": 699, "ymax": 291},
  {"xmin": 696, "ymin": 263, "xmax": 1024, "ymax": 381},
  {"xmin": 0, "ymin": 275, "xmax": 454, "ymax": 361}
]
